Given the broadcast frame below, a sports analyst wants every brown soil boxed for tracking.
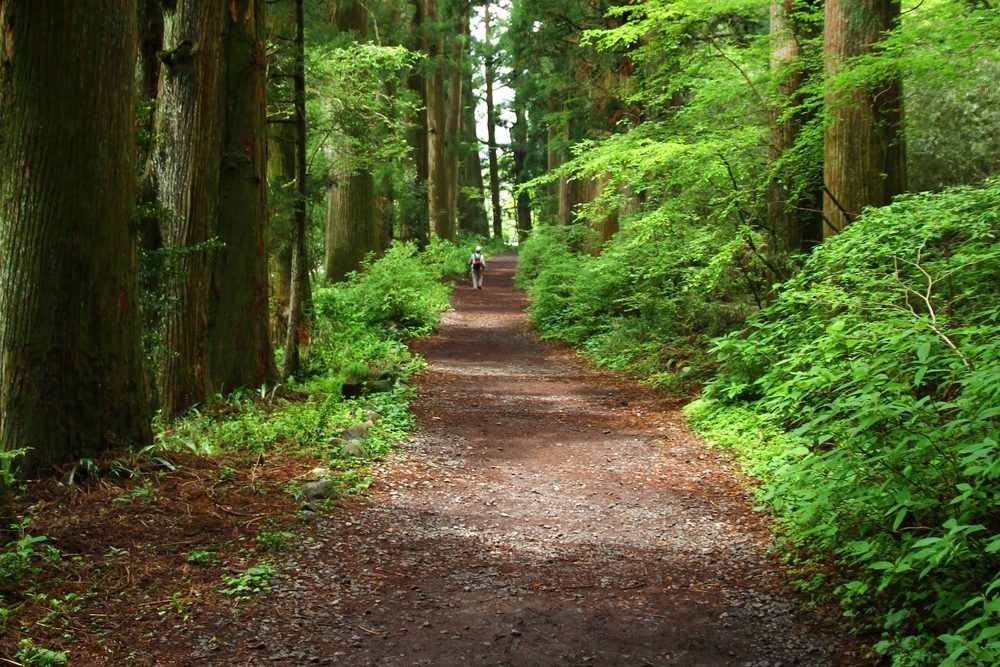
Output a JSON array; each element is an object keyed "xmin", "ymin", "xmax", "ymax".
[{"xmin": 3, "ymin": 254, "xmax": 872, "ymax": 666}]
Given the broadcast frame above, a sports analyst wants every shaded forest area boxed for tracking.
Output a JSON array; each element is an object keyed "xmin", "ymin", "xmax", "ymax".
[{"xmin": 1, "ymin": 0, "xmax": 1000, "ymax": 665}]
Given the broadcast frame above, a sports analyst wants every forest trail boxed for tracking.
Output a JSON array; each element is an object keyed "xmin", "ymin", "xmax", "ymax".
[{"xmin": 151, "ymin": 255, "xmax": 864, "ymax": 665}]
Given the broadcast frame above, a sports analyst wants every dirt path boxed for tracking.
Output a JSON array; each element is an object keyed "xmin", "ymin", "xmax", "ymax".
[{"xmin": 148, "ymin": 255, "xmax": 865, "ymax": 665}]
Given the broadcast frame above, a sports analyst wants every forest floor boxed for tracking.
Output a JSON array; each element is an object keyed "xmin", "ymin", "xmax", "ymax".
[{"xmin": 4, "ymin": 255, "xmax": 873, "ymax": 666}]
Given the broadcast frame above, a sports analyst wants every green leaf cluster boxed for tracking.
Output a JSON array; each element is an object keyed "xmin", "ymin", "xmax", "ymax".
[{"xmin": 701, "ymin": 177, "xmax": 1000, "ymax": 664}]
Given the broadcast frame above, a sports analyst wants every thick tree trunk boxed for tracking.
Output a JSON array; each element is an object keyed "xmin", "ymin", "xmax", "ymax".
[
  {"xmin": 209, "ymin": 0, "xmax": 278, "ymax": 393},
  {"xmin": 484, "ymin": 1, "xmax": 503, "ymax": 239},
  {"xmin": 823, "ymin": 0, "xmax": 905, "ymax": 238},
  {"xmin": 768, "ymin": 0, "xmax": 822, "ymax": 252},
  {"xmin": 154, "ymin": 0, "xmax": 227, "ymax": 415},
  {"xmin": 324, "ymin": 0, "xmax": 381, "ymax": 278},
  {"xmin": 0, "ymin": 1, "xmax": 152, "ymax": 475},
  {"xmin": 424, "ymin": 0, "xmax": 452, "ymax": 240},
  {"xmin": 324, "ymin": 172, "xmax": 378, "ymax": 282}
]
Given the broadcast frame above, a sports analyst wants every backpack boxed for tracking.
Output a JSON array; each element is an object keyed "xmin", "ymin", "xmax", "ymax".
[{"xmin": 472, "ymin": 253, "xmax": 483, "ymax": 271}]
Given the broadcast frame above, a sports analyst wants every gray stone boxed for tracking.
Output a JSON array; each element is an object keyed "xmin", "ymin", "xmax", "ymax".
[
  {"xmin": 342, "ymin": 420, "xmax": 374, "ymax": 441},
  {"xmin": 364, "ymin": 379, "xmax": 393, "ymax": 393},
  {"xmin": 301, "ymin": 479, "xmax": 335, "ymax": 500},
  {"xmin": 340, "ymin": 440, "xmax": 366, "ymax": 458}
]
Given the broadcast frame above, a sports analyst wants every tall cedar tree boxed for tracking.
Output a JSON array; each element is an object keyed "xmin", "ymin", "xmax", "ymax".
[
  {"xmin": 324, "ymin": 0, "xmax": 381, "ymax": 282},
  {"xmin": 210, "ymin": 0, "xmax": 278, "ymax": 390},
  {"xmin": 275, "ymin": 0, "xmax": 310, "ymax": 378},
  {"xmin": 155, "ymin": 0, "xmax": 275, "ymax": 416},
  {"xmin": 154, "ymin": 0, "xmax": 228, "ymax": 415},
  {"xmin": 266, "ymin": 0, "xmax": 298, "ymax": 343},
  {"xmin": 0, "ymin": 2, "xmax": 152, "ymax": 481},
  {"xmin": 423, "ymin": 0, "xmax": 454, "ymax": 240},
  {"xmin": 768, "ymin": 0, "xmax": 823, "ymax": 253},
  {"xmin": 823, "ymin": 0, "xmax": 905, "ymax": 237},
  {"xmin": 483, "ymin": 1, "xmax": 504, "ymax": 238}
]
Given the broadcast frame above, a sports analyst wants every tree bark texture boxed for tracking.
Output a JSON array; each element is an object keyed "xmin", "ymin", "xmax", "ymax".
[
  {"xmin": 402, "ymin": 0, "xmax": 429, "ymax": 244},
  {"xmin": 458, "ymin": 62, "xmax": 488, "ymax": 235},
  {"xmin": 483, "ymin": 1, "xmax": 503, "ymax": 239},
  {"xmin": 282, "ymin": 0, "xmax": 310, "ymax": 379},
  {"xmin": 154, "ymin": 0, "xmax": 227, "ymax": 415},
  {"xmin": 445, "ymin": 7, "xmax": 467, "ymax": 238},
  {"xmin": 324, "ymin": 0, "xmax": 381, "ymax": 280},
  {"xmin": 209, "ymin": 0, "xmax": 278, "ymax": 393},
  {"xmin": 768, "ymin": 0, "xmax": 822, "ymax": 252},
  {"xmin": 423, "ymin": 0, "xmax": 453, "ymax": 240},
  {"xmin": 266, "ymin": 0, "xmax": 298, "ymax": 343},
  {"xmin": 822, "ymin": 0, "xmax": 905, "ymax": 238},
  {"xmin": 512, "ymin": 97, "xmax": 532, "ymax": 242},
  {"xmin": 0, "ymin": 1, "xmax": 152, "ymax": 474},
  {"xmin": 324, "ymin": 172, "xmax": 378, "ymax": 282}
]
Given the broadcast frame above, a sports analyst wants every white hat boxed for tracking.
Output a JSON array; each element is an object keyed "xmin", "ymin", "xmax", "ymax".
[{"xmin": 475, "ymin": 245, "xmax": 482, "ymax": 252}]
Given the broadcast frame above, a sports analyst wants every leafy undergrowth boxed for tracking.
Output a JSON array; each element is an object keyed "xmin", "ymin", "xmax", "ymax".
[
  {"xmin": 0, "ymin": 240, "xmax": 460, "ymax": 663},
  {"xmin": 693, "ymin": 177, "xmax": 1000, "ymax": 666},
  {"xmin": 516, "ymin": 220, "xmax": 751, "ymax": 397}
]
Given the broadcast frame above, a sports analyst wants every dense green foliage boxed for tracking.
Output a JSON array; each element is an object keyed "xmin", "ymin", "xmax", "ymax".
[
  {"xmin": 696, "ymin": 178, "xmax": 1000, "ymax": 665},
  {"xmin": 517, "ymin": 217, "xmax": 752, "ymax": 394}
]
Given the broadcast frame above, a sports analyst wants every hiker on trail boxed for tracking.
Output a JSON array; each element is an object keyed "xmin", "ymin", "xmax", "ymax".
[{"xmin": 469, "ymin": 245, "xmax": 486, "ymax": 290}]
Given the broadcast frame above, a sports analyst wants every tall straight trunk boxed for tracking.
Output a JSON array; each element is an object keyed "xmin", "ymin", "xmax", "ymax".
[
  {"xmin": 154, "ymin": 0, "xmax": 228, "ymax": 415},
  {"xmin": 324, "ymin": 0, "xmax": 380, "ymax": 278},
  {"xmin": 546, "ymin": 117, "xmax": 563, "ymax": 223},
  {"xmin": 483, "ymin": 1, "xmax": 503, "ymax": 238},
  {"xmin": 458, "ymin": 60, "xmax": 488, "ymax": 235},
  {"xmin": 209, "ymin": 0, "xmax": 278, "ymax": 393},
  {"xmin": 556, "ymin": 117, "xmax": 571, "ymax": 225},
  {"xmin": 823, "ymin": 0, "xmax": 905, "ymax": 238},
  {"xmin": 324, "ymin": 172, "xmax": 378, "ymax": 282},
  {"xmin": 0, "ymin": 1, "xmax": 152, "ymax": 476},
  {"xmin": 512, "ymin": 96, "xmax": 532, "ymax": 242},
  {"xmin": 282, "ymin": 0, "xmax": 310, "ymax": 379},
  {"xmin": 424, "ymin": 0, "xmax": 452, "ymax": 240},
  {"xmin": 768, "ymin": 0, "xmax": 822, "ymax": 252},
  {"xmin": 266, "ymin": 0, "xmax": 297, "ymax": 343},
  {"xmin": 445, "ymin": 8, "xmax": 468, "ymax": 237},
  {"xmin": 402, "ymin": 0, "xmax": 429, "ymax": 244}
]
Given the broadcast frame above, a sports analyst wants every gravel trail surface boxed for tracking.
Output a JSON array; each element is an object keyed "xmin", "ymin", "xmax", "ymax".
[{"xmin": 151, "ymin": 254, "xmax": 866, "ymax": 666}]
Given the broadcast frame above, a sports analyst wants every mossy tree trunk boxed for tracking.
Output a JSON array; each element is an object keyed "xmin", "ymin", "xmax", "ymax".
[
  {"xmin": 822, "ymin": 0, "xmax": 905, "ymax": 238},
  {"xmin": 0, "ymin": 1, "xmax": 152, "ymax": 477},
  {"xmin": 209, "ymin": 0, "xmax": 278, "ymax": 392}
]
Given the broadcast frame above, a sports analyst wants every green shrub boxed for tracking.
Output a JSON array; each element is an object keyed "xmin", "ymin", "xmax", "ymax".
[
  {"xmin": 321, "ymin": 241, "xmax": 452, "ymax": 336},
  {"xmin": 703, "ymin": 177, "xmax": 1000, "ymax": 665},
  {"xmin": 516, "ymin": 217, "xmax": 754, "ymax": 387}
]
